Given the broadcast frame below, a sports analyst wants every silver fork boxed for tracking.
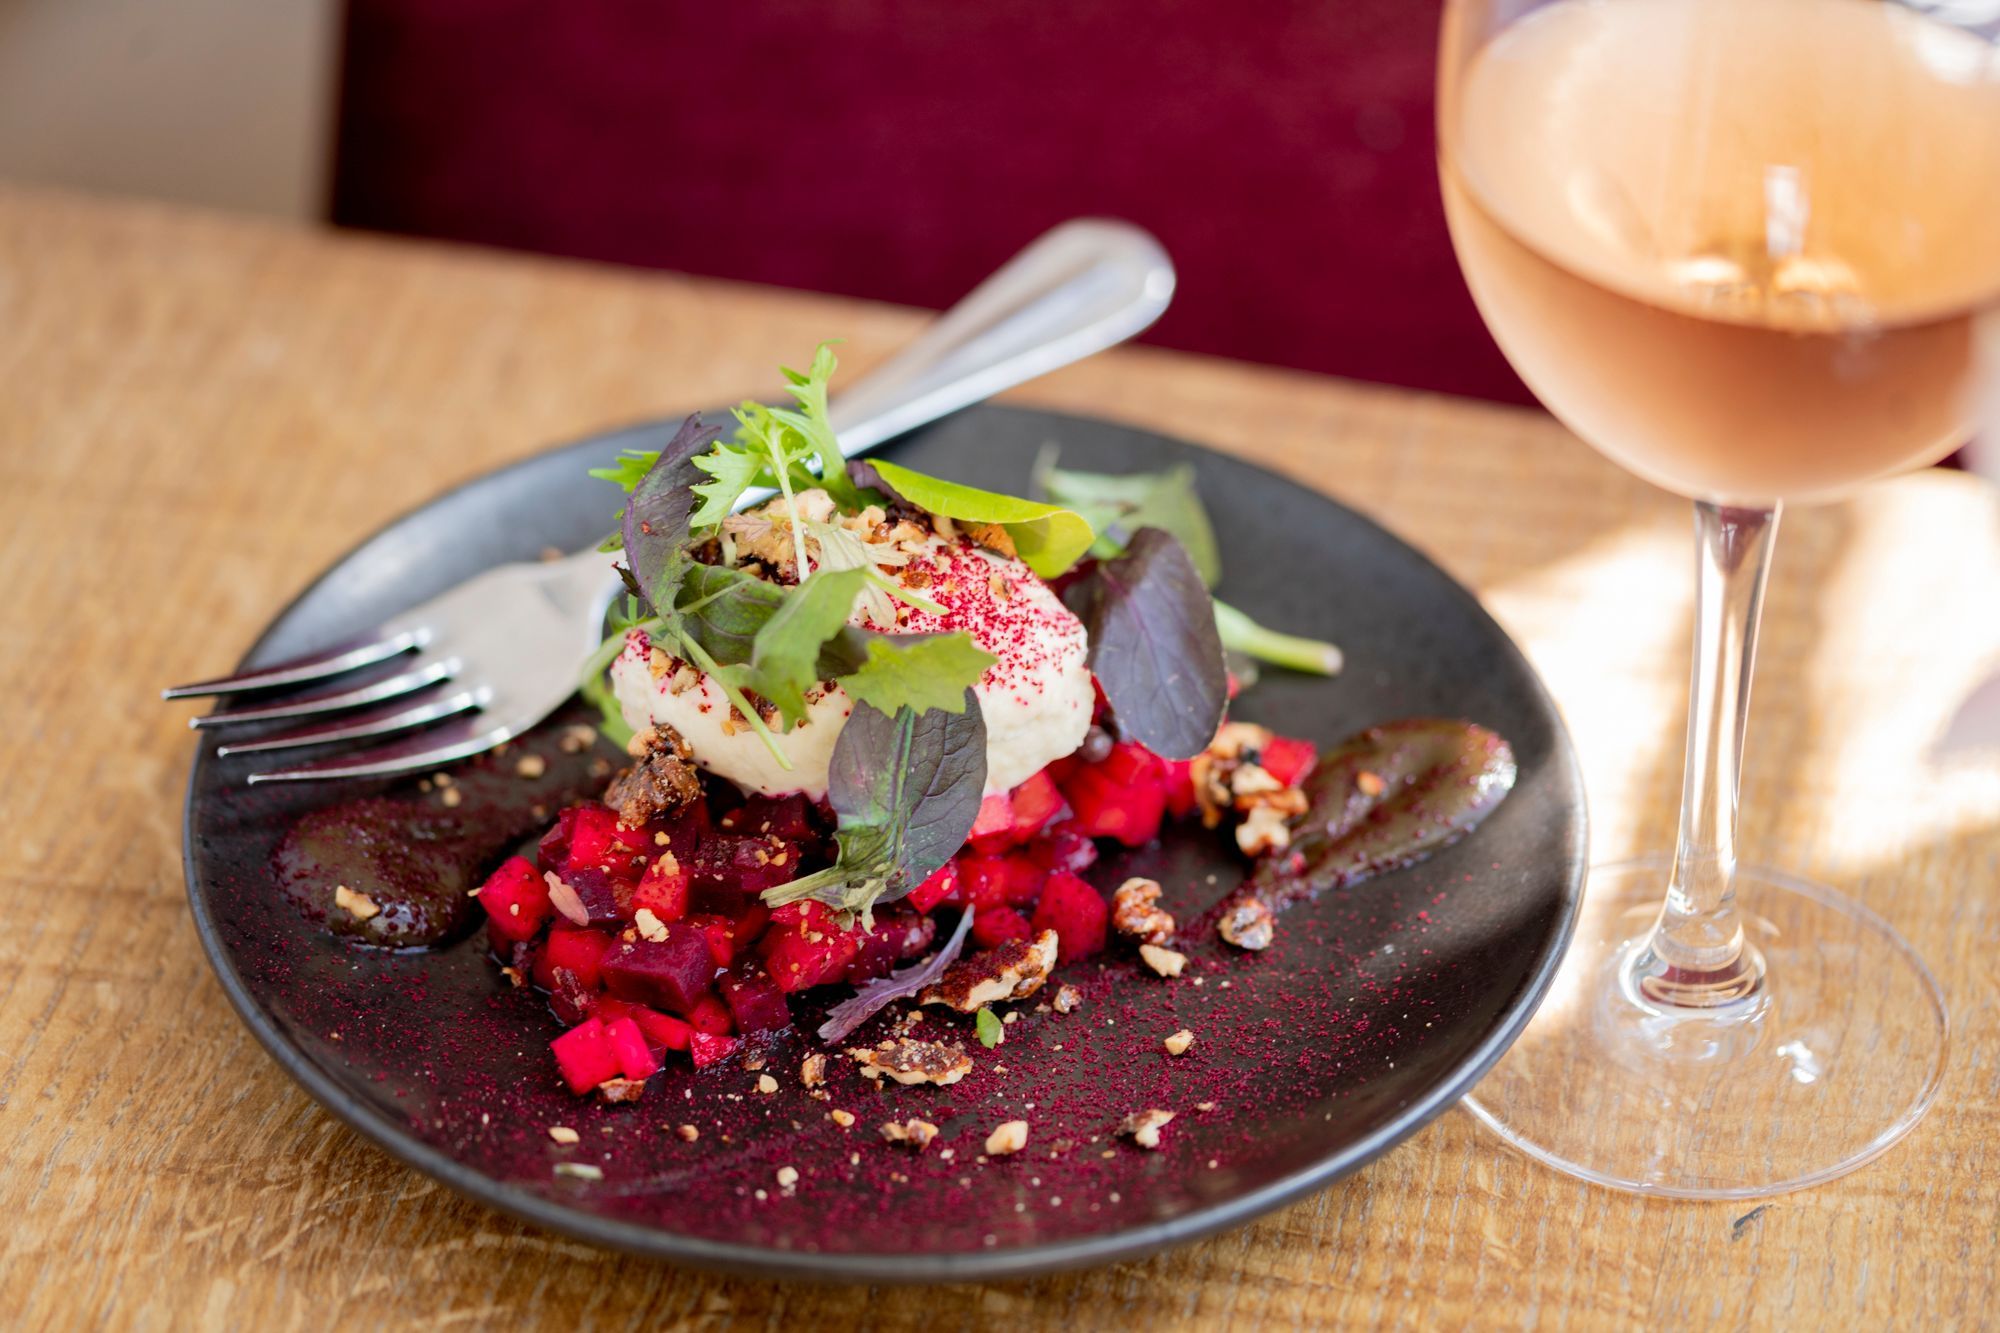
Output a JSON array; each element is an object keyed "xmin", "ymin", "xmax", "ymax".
[{"xmin": 164, "ymin": 219, "xmax": 1175, "ymax": 783}]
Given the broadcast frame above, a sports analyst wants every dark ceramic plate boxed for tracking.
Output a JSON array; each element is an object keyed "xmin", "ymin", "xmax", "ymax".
[{"xmin": 183, "ymin": 406, "xmax": 1585, "ymax": 1282}]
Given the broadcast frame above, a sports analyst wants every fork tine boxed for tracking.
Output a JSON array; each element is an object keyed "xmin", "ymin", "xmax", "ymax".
[
  {"xmin": 213, "ymin": 686, "xmax": 483, "ymax": 757},
  {"xmin": 163, "ymin": 628, "xmax": 425, "ymax": 699},
  {"xmin": 244, "ymin": 711, "xmax": 516, "ymax": 784},
  {"xmin": 189, "ymin": 657, "xmax": 457, "ymax": 728}
]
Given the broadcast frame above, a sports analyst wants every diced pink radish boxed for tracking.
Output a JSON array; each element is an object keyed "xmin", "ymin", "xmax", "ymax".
[
  {"xmin": 719, "ymin": 961, "xmax": 793, "ymax": 1035},
  {"xmin": 631, "ymin": 1006, "xmax": 693, "ymax": 1052},
  {"xmin": 551, "ymin": 1018, "xmax": 621, "ymax": 1094},
  {"xmin": 907, "ymin": 860, "xmax": 961, "ymax": 914},
  {"xmin": 1033, "ymin": 871, "xmax": 1109, "ymax": 961},
  {"xmin": 1260, "ymin": 735, "xmax": 1318, "ymax": 786},
  {"xmin": 968, "ymin": 793, "xmax": 1018, "ymax": 854},
  {"xmin": 534, "ymin": 927, "xmax": 613, "ymax": 991},
  {"xmin": 1030, "ymin": 826, "xmax": 1099, "ymax": 874},
  {"xmin": 690, "ymin": 1031, "xmax": 741, "ymax": 1069},
  {"xmin": 1061, "ymin": 765, "xmax": 1166, "ymax": 847},
  {"xmin": 478, "ymin": 855, "xmax": 551, "ymax": 944},
  {"xmin": 1098, "ymin": 740, "xmax": 1168, "ymax": 789},
  {"xmin": 1008, "ymin": 770, "xmax": 1067, "ymax": 841},
  {"xmin": 562, "ymin": 805, "xmax": 627, "ymax": 871},
  {"xmin": 961, "ymin": 853, "xmax": 1044, "ymax": 907},
  {"xmin": 603, "ymin": 1015, "xmax": 661, "ymax": 1081},
  {"xmin": 600, "ymin": 926, "xmax": 720, "ymax": 1013},
  {"xmin": 685, "ymin": 992, "xmax": 734, "ymax": 1036},
  {"xmin": 973, "ymin": 905, "xmax": 1034, "ymax": 948},
  {"xmin": 758, "ymin": 902, "xmax": 861, "ymax": 993},
  {"xmin": 632, "ymin": 855, "xmax": 690, "ymax": 924}
]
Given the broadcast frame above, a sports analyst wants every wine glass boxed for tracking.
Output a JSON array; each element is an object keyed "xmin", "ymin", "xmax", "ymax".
[{"xmin": 1437, "ymin": 0, "xmax": 1996, "ymax": 1196}]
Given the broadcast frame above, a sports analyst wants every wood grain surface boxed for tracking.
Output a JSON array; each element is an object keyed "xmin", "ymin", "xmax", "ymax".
[{"xmin": 1, "ymin": 184, "xmax": 1995, "ymax": 1330}]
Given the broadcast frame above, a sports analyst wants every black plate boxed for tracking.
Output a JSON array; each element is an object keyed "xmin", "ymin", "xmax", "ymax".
[{"xmin": 182, "ymin": 406, "xmax": 1585, "ymax": 1282}]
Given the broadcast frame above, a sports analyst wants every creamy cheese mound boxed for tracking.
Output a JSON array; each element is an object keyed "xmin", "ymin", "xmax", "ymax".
[{"xmin": 611, "ymin": 532, "xmax": 1094, "ymax": 798}]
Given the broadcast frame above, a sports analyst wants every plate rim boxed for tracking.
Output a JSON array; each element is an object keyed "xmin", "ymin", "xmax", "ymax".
[{"xmin": 181, "ymin": 403, "xmax": 1587, "ymax": 1283}]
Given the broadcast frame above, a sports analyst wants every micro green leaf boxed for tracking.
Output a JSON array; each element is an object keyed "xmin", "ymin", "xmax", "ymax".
[
  {"xmin": 856, "ymin": 459, "xmax": 1095, "ymax": 579},
  {"xmin": 975, "ymin": 1007, "xmax": 1004, "ymax": 1048}
]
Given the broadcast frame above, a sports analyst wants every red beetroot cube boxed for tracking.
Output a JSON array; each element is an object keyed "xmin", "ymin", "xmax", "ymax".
[
  {"xmin": 686, "ymin": 905, "xmax": 766, "ymax": 968},
  {"xmin": 631, "ymin": 1006, "xmax": 693, "ymax": 1052},
  {"xmin": 562, "ymin": 805, "xmax": 628, "ymax": 871},
  {"xmin": 600, "ymin": 926, "xmax": 720, "ymax": 1014},
  {"xmin": 603, "ymin": 1015, "xmax": 661, "ymax": 1081},
  {"xmin": 1033, "ymin": 871, "xmax": 1109, "ymax": 961},
  {"xmin": 721, "ymin": 793, "xmax": 817, "ymax": 842},
  {"xmin": 719, "ymin": 961, "xmax": 793, "ymax": 1035},
  {"xmin": 907, "ymin": 860, "xmax": 961, "ymax": 914},
  {"xmin": 546, "ymin": 970, "xmax": 596, "ymax": 1026},
  {"xmin": 968, "ymin": 792, "xmax": 1018, "ymax": 854},
  {"xmin": 1260, "ymin": 735, "xmax": 1318, "ymax": 787},
  {"xmin": 537, "ymin": 805, "xmax": 581, "ymax": 868},
  {"xmin": 1100, "ymin": 740, "xmax": 1169, "ymax": 787},
  {"xmin": 758, "ymin": 902, "xmax": 861, "ymax": 992},
  {"xmin": 687, "ymin": 834, "xmax": 804, "ymax": 897},
  {"xmin": 1062, "ymin": 765, "xmax": 1166, "ymax": 847},
  {"xmin": 1161, "ymin": 758, "xmax": 1198, "ymax": 818},
  {"xmin": 973, "ymin": 905, "xmax": 1034, "ymax": 949},
  {"xmin": 550, "ymin": 1018, "xmax": 621, "ymax": 1095},
  {"xmin": 690, "ymin": 1031, "xmax": 741, "ymax": 1069},
  {"xmin": 842, "ymin": 907, "xmax": 937, "ymax": 984},
  {"xmin": 534, "ymin": 927, "xmax": 613, "ymax": 992},
  {"xmin": 558, "ymin": 865, "xmax": 626, "ymax": 926},
  {"xmin": 685, "ymin": 992, "xmax": 734, "ymax": 1036},
  {"xmin": 1008, "ymin": 771, "xmax": 1067, "ymax": 841},
  {"xmin": 1030, "ymin": 826, "xmax": 1099, "ymax": 874},
  {"xmin": 478, "ymin": 855, "xmax": 551, "ymax": 944},
  {"xmin": 632, "ymin": 854, "xmax": 691, "ymax": 924}
]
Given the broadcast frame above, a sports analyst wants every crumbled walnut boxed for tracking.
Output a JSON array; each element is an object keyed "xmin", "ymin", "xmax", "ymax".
[
  {"xmin": 1138, "ymin": 943, "xmax": 1188, "ymax": 978},
  {"xmin": 775, "ymin": 1165, "xmax": 799, "ymax": 1189},
  {"xmin": 558, "ymin": 723, "xmax": 598, "ymax": 754},
  {"xmin": 332, "ymin": 885, "xmax": 379, "ymax": 921},
  {"xmin": 756, "ymin": 1074, "xmax": 779, "ymax": 1095},
  {"xmin": 515, "ymin": 754, "xmax": 547, "ymax": 780},
  {"xmin": 440, "ymin": 786, "xmax": 463, "ymax": 808},
  {"xmin": 849, "ymin": 1039, "xmax": 972, "ymax": 1086},
  {"xmin": 598, "ymin": 1077, "xmax": 645, "ymax": 1103},
  {"xmin": 1164, "ymin": 1029, "xmax": 1195, "ymax": 1056},
  {"xmin": 548, "ymin": 1126, "xmax": 580, "ymax": 1144},
  {"xmin": 633, "ymin": 908, "xmax": 670, "ymax": 943},
  {"xmin": 498, "ymin": 965, "xmax": 525, "ymax": 989},
  {"xmin": 1052, "ymin": 984, "xmax": 1082, "ymax": 1014},
  {"xmin": 1229, "ymin": 762, "xmax": 1284, "ymax": 797},
  {"xmin": 830, "ymin": 1109, "xmax": 856, "ymax": 1127},
  {"xmin": 960, "ymin": 520, "xmax": 1018, "ymax": 558},
  {"xmin": 1110, "ymin": 877, "xmax": 1175, "ymax": 946},
  {"xmin": 800, "ymin": 1052, "xmax": 827, "ymax": 1088},
  {"xmin": 881, "ymin": 1118, "xmax": 940, "ymax": 1150},
  {"xmin": 920, "ymin": 931, "xmax": 1058, "ymax": 1011},
  {"xmin": 676, "ymin": 1124, "xmax": 700, "ymax": 1142},
  {"xmin": 604, "ymin": 724, "xmax": 701, "ymax": 826},
  {"xmin": 1236, "ymin": 803, "xmax": 1292, "ymax": 856},
  {"xmin": 985, "ymin": 1120, "xmax": 1029, "ymax": 1156},
  {"xmin": 1219, "ymin": 896, "xmax": 1276, "ymax": 951},
  {"xmin": 1119, "ymin": 1108, "xmax": 1176, "ymax": 1150}
]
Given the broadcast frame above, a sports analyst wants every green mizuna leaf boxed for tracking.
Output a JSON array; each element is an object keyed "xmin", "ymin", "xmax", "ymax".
[
  {"xmin": 711, "ymin": 568, "xmax": 868, "ymax": 728},
  {"xmin": 688, "ymin": 446, "xmax": 772, "ymax": 530},
  {"xmin": 836, "ymin": 634, "xmax": 996, "ymax": 717},
  {"xmin": 858, "ymin": 458, "xmax": 1095, "ymax": 579}
]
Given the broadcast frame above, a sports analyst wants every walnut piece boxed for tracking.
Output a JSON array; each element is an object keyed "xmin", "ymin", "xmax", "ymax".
[
  {"xmin": 881, "ymin": 1118, "xmax": 940, "ymax": 1150},
  {"xmin": 1218, "ymin": 897, "xmax": 1276, "ymax": 951},
  {"xmin": 1052, "ymin": 984, "xmax": 1083, "ymax": 1014},
  {"xmin": 1138, "ymin": 943, "xmax": 1188, "ymax": 978},
  {"xmin": 919, "ymin": 931, "xmax": 1058, "ymax": 1011},
  {"xmin": 1119, "ymin": 1108, "xmax": 1176, "ymax": 1150},
  {"xmin": 1164, "ymin": 1029, "xmax": 1195, "ymax": 1056},
  {"xmin": 849, "ymin": 1039, "xmax": 973, "ymax": 1086},
  {"xmin": 985, "ymin": 1120, "xmax": 1029, "ymax": 1156},
  {"xmin": 800, "ymin": 1052, "xmax": 827, "ymax": 1088},
  {"xmin": 597, "ymin": 1077, "xmax": 645, "ymax": 1104},
  {"xmin": 1110, "ymin": 877, "xmax": 1176, "ymax": 946}
]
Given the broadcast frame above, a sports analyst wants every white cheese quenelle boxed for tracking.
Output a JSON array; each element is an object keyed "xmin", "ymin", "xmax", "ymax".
[{"xmin": 611, "ymin": 528, "xmax": 1094, "ymax": 799}]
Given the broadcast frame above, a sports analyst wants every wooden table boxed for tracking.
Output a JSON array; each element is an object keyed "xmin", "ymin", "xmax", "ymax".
[{"xmin": 3, "ymin": 184, "xmax": 1996, "ymax": 1329}]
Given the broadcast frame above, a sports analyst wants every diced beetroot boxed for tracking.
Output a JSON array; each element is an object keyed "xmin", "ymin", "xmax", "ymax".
[
  {"xmin": 534, "ymin": 927, "xmax": 613, "ymax": 991},
  {"xmin": 1008, "ymin": 770, "xmax": 1067, "ymax": 841},
  {"xmin": 973, "ymin": 904, "xmax": 1034, "ymax": 949},
  {"xmin": 1062, "ymin": 765, "xmax": 1166, "ymax": 846},
  {"xmin": 968, "ymin": 792, "xmax": 1018, "ymax": 853},
  {"xmin": 562, "ymin": 804, "xmax": 627, "ymax": 871},
  {"xmin": 687, "ymin": 833, "xmax": 803, "ymax": 897},
  {"xmin": 842, "ymin": 907, "xmax": 937, "ymax": 984},
  {"xmin": 719, "ymin": 961, "xmax": 793, "ymax": 1035},
  {"xmin": 963, "ymin": 852, "xmax": 1046, "ymax": 907},
  {"xmin": 478, "ymin": 855, "xmax": 551, "ymax": 943},
  {"xmin": 632, "ymin": 854, "xmax": 691, "ymax": 924},
  {"xmin": 550, "ymin": 1018, "xmax": 621, "ymax": 1094},
  {"xmin": 1043, "ymin": 754, "xmax": 1080, "ymax": 786},
  {"xmin": 686, "ymin": 905, "xmax": 766, "ymax": 968},
  {"xmin": 1260, "ymin": 735, "xmax": 1319, "ymax": 787},
  {"xmin": 720, "ymin": 793, "xmax": 817, "ymax": 842},
  {"xmin": 603, "ymin": 1015, "xmax": 661, "ymax": 1081},
  {"xmin": 1098, "ymin": 740, "xmax": 1168, "ymax": 789},
  {"xmin": 907, "ymin": 860, "xmax": 961, "ymax": 914},
  {"xmin": 690, "ymin": 1031, "xmax": 741, "ymax": 1069},
  {"xmin": 1161, "ymin": 758, "xmax": 1198, "ymax": 818},
  {"xmin": 685, "ymin": 991, "xmax": 734, "ymax": 1035},
  {"xmin": 1032, "ymin": 871, "xmax": 1109, "ymax": 961},
  {"xmin": 600, "ymin": 926, "xmax": 720, "ymax": 1014},
  {"xmin": 537, "ymin": 805, "xmax": 582, "ymax": 868},
  {"xmin": 546, "ymin": 969, "xmax": 596, "ymax": 1025},
  {"xmin": 758, "ymin": 902, "xmax": 861, "ymax": 992},
  {"xmin": 1030, "ymin": 825, "xmax": 1099, "ymax": 874},
  {"xmin": 641, "ymin": 801, "xmax": 709, "ymax": 860},
  {"xmin": 558, "ymin": 865, "xmax": 626, "ymax": 925},
  {"xmin": 631, "ymin": 1006, "xmax": 693, "ymax": 1052}
]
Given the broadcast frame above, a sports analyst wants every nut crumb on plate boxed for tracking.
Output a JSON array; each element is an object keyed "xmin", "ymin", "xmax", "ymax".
[
  {"xmin": 1138, "ymin": 943, "xmax": 1187, "ymax": 978},
  {"xmin": 830, "ymin": 1109, "xmax": 856, "ymax": 1127},
  {"xmin": 756, "ymin": 1074, "xmax": 778, "ymax": 1094},
  {"xmin": 1119, "ymin": 1108, "xmax": 1176, "ymax": 1150},
  {"xmin": 985, "ymin": 1120, "xmax": 1029, "ymax": 1156},
  {"xmin": 1052, "ymin": 984, "xmax": 1082, "ymax": 1014},
  {"xmin": 676, "ymin": 1124, "xmax": 700, "ymax": 1142},
  {"xmin": 597, "ymin": 1077, "xmax": 645, "ymax": 1104},
  {"xmin": 1111, "ymin": 877, "xmax": 1176, "ymax": 945},
  {"xmin": 1219, "ymin": 896, "xmax": 1276, "ymax": 951},
  {"xmin": 1164, "ymin": 1029, "xmax": 1195, "ymax": 1056},
  {"xmin": 880, "ymin": 1118, "xmax": 939, "ymax": 1149},
  {"xmin": 548, "ymin": 1125, "xmax": 580, "ymax": 1144},
  {"xmin": 800, "ymin": 1052, "xmax": 827, "ymax": 1087},
  {"xmin": 849, "ymin": 1038, "xmax": 973, "ymax": 1086},
  {"xmin": 332, "ymin": 885, "xmax": 380, "ymax": 921}
]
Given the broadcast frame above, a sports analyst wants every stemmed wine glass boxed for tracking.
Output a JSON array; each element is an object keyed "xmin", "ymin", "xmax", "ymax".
[{"xmin": 1438, "ymin": 0, "xmax": 1997, "ymax": 1196}]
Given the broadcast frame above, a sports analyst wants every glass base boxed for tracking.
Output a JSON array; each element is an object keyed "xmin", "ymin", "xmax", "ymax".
[{"xmin": 1464, "ymin": 855, "xmax": 1948, "ymax": 1199}]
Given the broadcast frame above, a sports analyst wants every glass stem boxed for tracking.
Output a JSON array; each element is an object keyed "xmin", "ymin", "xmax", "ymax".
[{"xmin": 1634, "ymin": 500, "xmax": 1780, "ymax": 1007}]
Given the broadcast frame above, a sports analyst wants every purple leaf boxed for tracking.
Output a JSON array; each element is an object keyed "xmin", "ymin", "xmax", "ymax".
[
  {"xmin": 816, "ymin": 907, "xmax": 975, "ymax": 1043},
  {"xmin": 622, "ymin": 413, "xmax": 722, "ymax": 613}
]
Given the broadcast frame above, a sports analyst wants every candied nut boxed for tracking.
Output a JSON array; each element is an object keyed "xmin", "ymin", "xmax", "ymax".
[
  {"xmin": 830, "ymin": 1109, "xmax": 856, "ymax": 1127},
  {"xmin": 633, "ymin": 908, "xmax": 670, "ymax": 943},
  {"xmin": 548, "ymin": 1126, "xmax": 581, "ymax": 1144},
  {"xmin": 800, "ymin": 1052, "xmax": 827, "ymax": 1088},
  {"xmin": 920, "ymin": 932, "xmax": 1057, "ymax": 1011},
  {"xmin": 1052, "ymin": 984, "xmax": 1083, "ymax": 1014},
  {"xmin": 880, "ymin": 1118, "xmax": 940, "ymax": 1150},
  {"xmin": 1219, "ymin": 896, "xmax": 1276, "ymax": 951},
  {"xmin": 515, "ymin": 754, "xmax": 548, "ymax": 780},
  {"xmin": 598, "ymin": 1077, "xmax": 645, "ymax": 1103},
  {"xmin": 605, "ymin": 724, "xmax": 701, "ymax": 826},
  {"xmin": 1119, "ymin": 1108, "xmax": 1176, "ymax": 1150},
  {"xmin": 1356, "ymin": 769, "xmax": 1387, "ymax": 797},
  {"xmin": 332, "ymin": 885, "xmax": 380, "ymax": 922},
  {"xmin": 985, "ymin": 1120, "xmax": 1029, "ymax": 1156},
  {"xmin": 1236, "ymin": 803, "xmax": 1292, "ymax": 856},
  {"xmin": 676, "ymin": 1124, "xmax": 700, "ymax": 1142},
  {"xmin": 1229, "ymin": 763, "xmax": 1284, "ymax": 798},
  {"xmin": 1138, "ymin": 943, "xmax": 1188, "ymax": 978},
  {"xmin": 849, "ymin": 1039, "xmax": 972, "ymax": 1086},
  {"xmin": 756, "ymin": 1074, "xmax": 779, "ymax": 1095},
  {"xmin": 1110, "ymin": 877, "xmax": 1176, "ymax": 946},
  {"xmin": 1164, "ymin": 1029, "xmax": 1195, "ymax": 1056}
]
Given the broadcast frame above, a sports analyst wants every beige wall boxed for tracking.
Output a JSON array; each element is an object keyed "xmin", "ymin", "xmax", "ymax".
[{"xmin": 0, "ymin": 0, "xmax": 338, "ymax": 219}]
